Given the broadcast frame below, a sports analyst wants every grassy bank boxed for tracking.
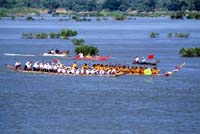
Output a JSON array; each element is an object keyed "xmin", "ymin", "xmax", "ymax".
[{"xmin": 0, "ymin": 7, "xmax": 41, "ymax": 17}]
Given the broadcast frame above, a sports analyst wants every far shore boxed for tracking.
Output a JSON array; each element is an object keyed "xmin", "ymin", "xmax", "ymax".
[{"xmin": 0, "ymin": 8, "xmax": 200, "ymax": 20}]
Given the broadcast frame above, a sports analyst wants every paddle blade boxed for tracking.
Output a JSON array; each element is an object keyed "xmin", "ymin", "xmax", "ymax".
[
  {"xmin": 53, "ymin": 59, "xmax": 60, "ymax": 63},
  {"xmin": 148, "ymin": 54, "xmax": 154, "ymax": 60}
]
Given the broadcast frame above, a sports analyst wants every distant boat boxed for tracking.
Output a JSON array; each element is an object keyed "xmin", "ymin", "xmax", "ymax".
[
  {"xmin": 132, "ymin": 60, "xmax": 160, "ymax": 66},
  {"xmin": 43, "ymin": 50, "xmax": 69, "ymax": 57},
  {"xmin": 43, "ymin": 53, "xmax": 68, "ymax": 57},
  {"xmin": 74, "ymin": 56, "xmax": 110, "ymax": 61}
]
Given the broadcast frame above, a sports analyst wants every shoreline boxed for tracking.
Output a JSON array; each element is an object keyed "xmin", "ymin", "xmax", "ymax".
[{"xmin": 1, "ymin": 8, "xmax": 200, "ymax": 19}]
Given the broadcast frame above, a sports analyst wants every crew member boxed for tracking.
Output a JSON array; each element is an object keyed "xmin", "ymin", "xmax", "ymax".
[
  {"xmin": 15, "ymin": 61, "xmax": 21, "ymax": 69},
  {"xmin": 72, "ymin": 61, "xmax": 78, "ymax": 69},
  {"xmin": 133, "ymin": 56, "xmax": 140, "ymax": 63},
  {"xmin": 86, "ymin": 54, "xmax": 91, "ymax": 58},
  {"xmin": 141, "ymin": 57, "xmax": 146, "ymax": 63}
]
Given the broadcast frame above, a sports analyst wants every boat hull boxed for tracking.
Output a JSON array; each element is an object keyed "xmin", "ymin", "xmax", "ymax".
[
  {"xmin": 7, "ymin": 65, "xmax": 118, "ymax": 77},
  {"xmin": 43, "ymin": 53, "xmax": 68, "ymax": 57},
  {"xmin": 132, "ymin": 60, "xmax": 160, "ymax": 66}
]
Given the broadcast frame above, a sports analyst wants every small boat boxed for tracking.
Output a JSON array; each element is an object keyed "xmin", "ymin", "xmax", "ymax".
[
  {"xmin": 43, "ymin": 52, "xmax": 68, "ymax": 57},
  {"xmin": 132, "ymin": 60, "xmax": 160, "ymax": 66},
  {"xmin": 74, "ymin": 56, "xmax": 110, "ymax": 61},
  {"xmin": 43, "ymin": 49, "xmax": 69, "ymax": 57}
]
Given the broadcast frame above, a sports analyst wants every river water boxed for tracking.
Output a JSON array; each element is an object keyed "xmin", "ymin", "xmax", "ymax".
[{"xmin": 0, "ymin": 16, "xmax": 200, "ymax": 134}]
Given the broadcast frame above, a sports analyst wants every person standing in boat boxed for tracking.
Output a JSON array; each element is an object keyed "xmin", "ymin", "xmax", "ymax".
[
  {"xmin": 78, "ymin": 52, "xmax": 84, "ymax": 58},
  {"xmin": 133, "ymin": 56, "xmax": 140, "ymax": 63},
  {"xmin": 141, "ymin": 57, "xmax": 146, "ymax": 63},
  {"xmin": 15, "ymin": 61, "xmax": 21, "ymax": 69}
]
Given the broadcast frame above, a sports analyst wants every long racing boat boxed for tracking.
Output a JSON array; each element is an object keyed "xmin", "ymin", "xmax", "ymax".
[{"xmin": 7, "ymin": 62, "xmax": 185, "ymax": 77}]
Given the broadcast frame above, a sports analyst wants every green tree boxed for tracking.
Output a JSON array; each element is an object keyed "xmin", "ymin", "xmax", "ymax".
[
  {"xmin": 144, "ymin": 0, "xmax": 156, "ymax": 11},
  {"xmin": 194, "ymin": 0, "xmax": 200, "ymax": 11},
  {"xmin": 75, "ymin": 45, "xmax": 99, "ymax": 55},
  {"xmin": 102, "ymin": 0, "xmax": 122, "ymax": 11}
]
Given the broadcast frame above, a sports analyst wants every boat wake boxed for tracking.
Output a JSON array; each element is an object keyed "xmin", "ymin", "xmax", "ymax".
[{"xmin": 3, "ymin": 53, "xmax": 35, "ymax": 57}]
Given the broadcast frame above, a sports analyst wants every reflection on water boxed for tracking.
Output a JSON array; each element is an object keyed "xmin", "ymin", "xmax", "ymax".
[{"xmin": 144, "ymin": 77, "xmax": 154, "ymax": 84}]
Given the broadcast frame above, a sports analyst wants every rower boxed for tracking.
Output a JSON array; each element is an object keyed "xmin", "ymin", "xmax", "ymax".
[
  {"xmin": 133, "ymin": 56, "xmax": 140, "ymax": 63},
  {"xmin": 24, "ymin": 61, "xmax": 30, "ymax": 70},
  {"xmin": 15, "ymin": 61, "xmax": 21, "ymax": 69},
  {"xmin": 72, "ymin": 61, "xmax": 78, "ymax": 69},
  {"xmin": 152, "ymin": 67, "xmax": 160, "ymax": 75},
  {"xmin": 82, "ymin": 63, "xmax": 88, "ymax": 70},
  {"xmin": 26, "ymin": 61, "xmax": 32, "ymax": 71},
  {"xmin": 76, "ymin": 69, "xmax": 80, "ymax": 75},
  {"xmin": 33, "ymin": 61, "xmax": 39, "ymax": 71},
  {"xmin": 86, "ymin": 54, "xmax": 91, "ymax": 58}
]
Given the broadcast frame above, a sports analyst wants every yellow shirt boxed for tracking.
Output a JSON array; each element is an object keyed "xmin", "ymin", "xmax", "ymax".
[{"xmin": 72, "ymin": 63, "xmax": 78, "ymax": 69}]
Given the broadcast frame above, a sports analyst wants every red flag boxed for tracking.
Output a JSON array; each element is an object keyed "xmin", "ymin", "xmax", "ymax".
[{"xmin": 148, "ymin": 54, "xmax": 154, "ymax": 60}]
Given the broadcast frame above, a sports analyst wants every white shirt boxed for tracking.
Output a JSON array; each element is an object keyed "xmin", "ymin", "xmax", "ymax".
[
  {"xmin": 79, "ymin": 53, "xmax": 84, "ymax": 58},
  {"xmin": 135, "ymin": 57, "xmax": 140, "ymax": 62},
  {"xmin": 142, "ymin": 58, "xmax": 146, "ymax": 63},
  {"xmin": 15, "ymin": 62, "xmax": 21, "ymax": 66},
  {"xmin": 33, "ymin": 62, "xmax": 39, "ymax": 68}
]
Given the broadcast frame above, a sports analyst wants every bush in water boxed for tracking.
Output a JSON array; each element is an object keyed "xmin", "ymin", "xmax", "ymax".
[
  {"xmin": 75, "ymin": 45, "xmax": 99, "ymax": 55},
  {"xmin": 72, "ymin": 38, "xmax": 85, "ymax": 45},
  {"xmin": 180, "ymin": 48, "xmax": 200, "ymax": 57}
]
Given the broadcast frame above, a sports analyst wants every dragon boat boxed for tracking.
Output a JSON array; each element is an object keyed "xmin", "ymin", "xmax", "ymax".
[{"xmin": 7, "ymin": 62, "xmax": 185, "ymax": 77}]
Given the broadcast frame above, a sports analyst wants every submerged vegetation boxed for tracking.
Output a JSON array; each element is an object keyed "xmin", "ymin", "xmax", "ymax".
[
  {"xmin": 170, "ymin": 12, "xmax": 185, "ymax": 19},
  {"xmin": 186, "ymin": 12, "xmax": 200, "ymax": 20},
  {"xmin": 75, "ymin": 45, "xmax": 99, "ymax": 55},
  {"xmin": 180, "ymin": 48, "xmax": 200, "ymax": 57},
  {"xmin": 22, "ymin": 29, "xmax": 77, "ymax": 39},
  {"xmin": 71, "ymin": 16, "xmax": 91, "ymax": 21},
  {"xmin": 175, "ymin": 32, "xmax": 190, "ymax": 38},
  {"xmin": 26, "ymin": 16, "xmax": 34, "ymax": 20},
  {"xmin": 168, "ymin": 32, "xmax": 190, "ymax": 38},
  {"xmin": 72, "ymin": 38, "xmax": 85, "ymax": 45},
  {"xmin": 150, "ymin": 32, "xmax": 190, "ymax": 38},
  {"xmin": 112, "ymin": 12, "xmax": 127, "ymax": 20},
  {"xmin": 150, "ymin": 32, "xmax": 159, "ymax": 38}
]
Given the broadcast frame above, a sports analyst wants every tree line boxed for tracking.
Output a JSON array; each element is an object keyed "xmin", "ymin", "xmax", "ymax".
[{"xmin": 0, "ymin": 0, "xmax": 200, "ymax": 12}]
